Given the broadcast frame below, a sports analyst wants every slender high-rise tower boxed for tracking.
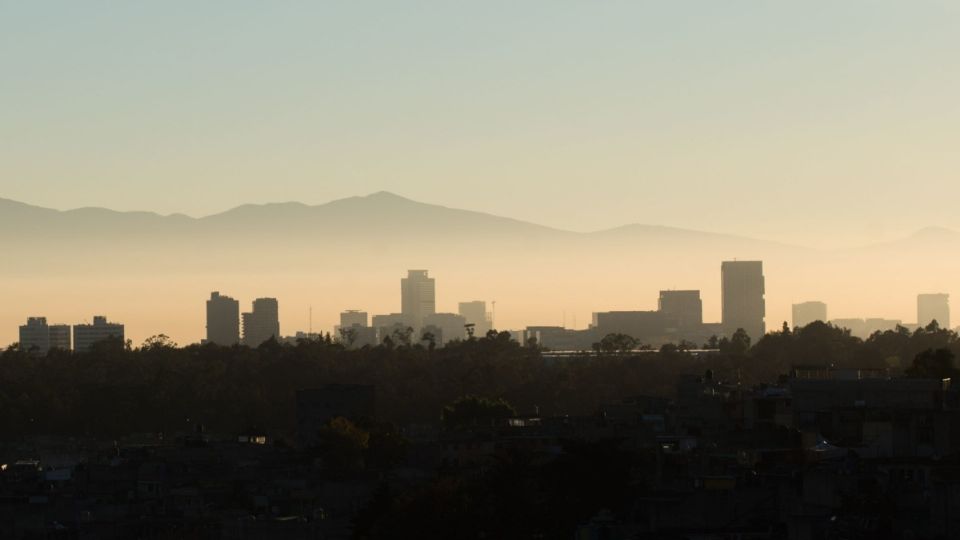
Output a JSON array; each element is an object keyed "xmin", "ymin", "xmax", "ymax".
[
  {"xmin": 721, "ymin": 261, "xmax": 765, "ymax": 342},
  {"xmin": 401, "ymin": 270, "xmax": 436, "ymax": 332},
  {"xmin": 206, "ymin": 292, "xmax": 240, "ymax": 345},
  {"xmin": 242, "ymin": 298, "xmax": 280, "ymax": 347}
]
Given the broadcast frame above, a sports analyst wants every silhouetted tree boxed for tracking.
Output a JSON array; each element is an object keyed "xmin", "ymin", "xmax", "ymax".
[
  {"xmin": 595, "ymin": 333, "xmax": 638, "ymax": 354},
  {"xmin": 141, "ymin": 334, "xmax": 177, "ymax": 350},
  {"xmin": 442, "ymin": 396, "xmax": 516, "ymax": 429},
  {"xmin": 316, "ymin": 417, "xmax": 370, "ymax": 475},
  {"xmin": 392, "ymin": 326, "xmax": 414, "ymax": 347},
  {"xmin": 421, "ymin": 331, "xmax": 437, "ymax": 352},
  {"xmin": 720, "ymin": 328, "xmax": 751, "ymax": 356},
  {"xmin": 906, "ymin": 348, "xmax": 957, "ymax": 380},
  {"xmin": 365, "ymin": 423, "xmax": 409, "ymax": 470},
  {"xmin": 340, "ymin": 327, "xmax": 359, "ymax": 347}
]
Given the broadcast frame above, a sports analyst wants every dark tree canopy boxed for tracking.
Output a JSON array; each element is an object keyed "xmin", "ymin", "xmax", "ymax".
[
  {"xmin": 442, "ymin": 395, "xmax": 517, "ymax": 429},
  {"xmin": 1, "ymin": 322, "xmax": 957, "ymax": 440}
]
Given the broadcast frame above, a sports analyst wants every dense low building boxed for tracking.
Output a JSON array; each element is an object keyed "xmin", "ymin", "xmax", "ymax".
[
  {"xmin": 422, "ymin": 312, "xmax": 467, "ymax": 345},
  {"xmin": 792, "ymin": 301, "xmax": 828, "ymax": 329},
  {"xmin": 523, "ymin": 326, "xmax": 598, "ymax": 350},
  {"xmin": 591, "ymin": 310, "xmax": 668, "ymax": 344},
  {"xmin": 371, "ymin": 313, "xmax": 406, "ymax": 344},
  {"xmin": 73, "ymin": 315, "xmax": 124, "ymax": 352},
  {"xmin": 829, "ymin": 317, "xmax": 902, "ymax": 339},
  {"xmin": 19, "ymin": 316, "xmax": 71, "ymax": 355}
]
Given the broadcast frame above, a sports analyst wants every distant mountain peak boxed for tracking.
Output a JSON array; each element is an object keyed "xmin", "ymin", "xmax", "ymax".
[
  {"xmin": 364, "ymin": 190, "xmax": 409, "ymax": 201},
  {"xmin": 348, "ymin": 191, "xmax": 424, "ymax": 208}
]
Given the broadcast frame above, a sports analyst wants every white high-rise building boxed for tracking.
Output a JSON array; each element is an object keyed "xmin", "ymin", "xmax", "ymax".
[{"xmin": 401, "ymin": 270, "xmax": 435, "ymax": 332}]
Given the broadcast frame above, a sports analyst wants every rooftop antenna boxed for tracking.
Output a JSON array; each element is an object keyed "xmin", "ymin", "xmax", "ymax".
[{"xmin": 309, "ymin": 306, "xmax": 313, "ymax": 334}]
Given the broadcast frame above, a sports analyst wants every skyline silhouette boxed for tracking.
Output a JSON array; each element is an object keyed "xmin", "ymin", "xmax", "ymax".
[
  {"xmin": 1, "ymin": 191, "xmax": 957, "ymax": 346},
  {"xmin": 5, "ymin": 261, "xmax": 953, "ymax": 352}
]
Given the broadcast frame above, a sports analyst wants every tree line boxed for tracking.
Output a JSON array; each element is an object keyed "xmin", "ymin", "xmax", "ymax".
[{"xmin": 1, "ymin": 322, "xmax": 957, "ymax": 440}]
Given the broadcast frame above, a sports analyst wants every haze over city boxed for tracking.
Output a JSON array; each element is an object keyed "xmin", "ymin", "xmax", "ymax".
[
  {"xmin": 7, "ymin": 3, "xmax": 960, "ymax": 539},
  {"xmin": 1, "ymin": 189, "xmax": 959, "ymax": 347}
]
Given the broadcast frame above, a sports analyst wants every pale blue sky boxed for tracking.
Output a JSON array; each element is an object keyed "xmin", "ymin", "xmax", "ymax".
[{"xmin": 2, "ymin": 1, "xmax": 958, "ymax": 246}]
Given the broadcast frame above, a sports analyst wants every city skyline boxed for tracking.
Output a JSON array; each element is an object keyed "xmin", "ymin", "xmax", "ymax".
[
  {"xmin": 5, "ymin": 3, "xmax": 960, "ymax": 536},
  {"xmin": 6, "ymin": 265, "xmax": 953, "ymax": 351}
]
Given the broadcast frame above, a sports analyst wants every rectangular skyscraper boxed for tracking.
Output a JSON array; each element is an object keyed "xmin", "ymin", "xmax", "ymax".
[
  {"xmin": 206, "ymin": 291, "xmax": 240, "ymax": 345},
  {"xmin": 792, "ymin": 301, "xmax": 827, "ymax": 329},
  {"xmin": 73, "ymin": 316, "xmax": 125, "ymax": 352},
  {"xmin": 917, "ymin": 293, "xmax": 950, "ymax": 329},
  {"xmin": 721, "ymin": 261, "xmax": 765, "ymax": 341},
  {"xmin": 242, "ymin": 298, "xmax": 280, "ymax": 347},
  {"xmin": 401, "ymin": 270, "xmax": 435, "ymax": 331},
  {"xmin": 458, "ymin": 301, "xmax": 492, "ymax": 337}
]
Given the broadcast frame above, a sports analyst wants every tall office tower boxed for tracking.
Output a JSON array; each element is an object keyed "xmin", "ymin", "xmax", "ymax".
[
  {"xmin": 401, "ymin": 270, "xmax": 435, "ymax": 331},
  {"xmin": 242, "ymin": 298, "xmax": 280, "ymax": 347},
  {"xmin": 73, "ymin": 316, "xmax": 125, "ymax": 352},
  {"xmin": 721, "ymin": 260, "xmax": 766, "ymax": 341},
  {"xmin": 918, "ymin": 293, "xmax": 950, "ymax": 329},
  {"xmin": 792, "ymin": 301, "xmax": 828, "ymax": 329},
  {"xmin": 206, "ymin": 291, "xmax": 240, "ymax": 345},
  {"xmin": 658, "ymin": 290, "xmax": 703, "ymax": 330},
  {"xmin": 458, "ymin": 301, "xmax": 492, "ymax": 337},
  {"xmin": 340, "ymin": 310, "xmax": 369, "ymax": 328}
]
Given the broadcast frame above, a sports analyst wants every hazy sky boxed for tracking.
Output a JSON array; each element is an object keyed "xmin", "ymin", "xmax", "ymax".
[{"xmin": 2, "ymin": 1, "xmax": 959, "ymax": 247}]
